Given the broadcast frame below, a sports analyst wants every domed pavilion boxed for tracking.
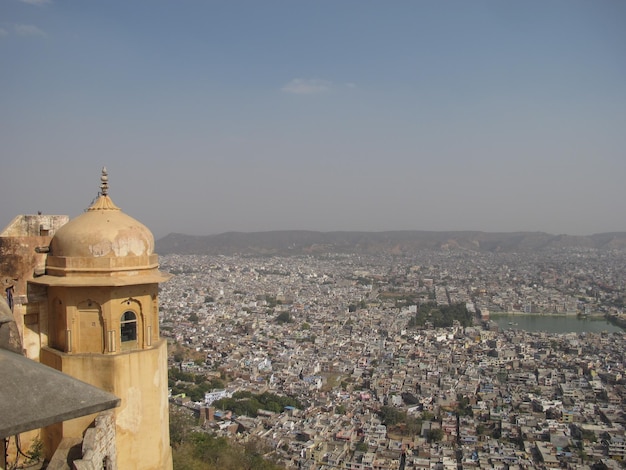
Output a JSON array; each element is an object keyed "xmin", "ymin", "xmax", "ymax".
[{"xmin": 32, "ymin": 168, "xmax": 173, "ymax": 470}]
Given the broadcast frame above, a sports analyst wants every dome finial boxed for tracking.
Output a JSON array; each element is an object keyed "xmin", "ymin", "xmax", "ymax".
[
  {"xmin": 100, "ymin": 167, "xmax": 109, "ymax": 196},
  {"xmin": 87, "ymin": 167, "xmax": 120, "ymax": 211}
]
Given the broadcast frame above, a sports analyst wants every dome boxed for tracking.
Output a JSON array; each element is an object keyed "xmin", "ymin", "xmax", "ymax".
[
  {"xmin": 34, "ymin": 168, "xmax": 171, "ymax": 286},
  {"xmin": 50, "ymin": 198, "xmax": 154, "ymax": 259},
  {"xmin": 50, "ymin": 169, "xmax": 154, "ymax": 259}
]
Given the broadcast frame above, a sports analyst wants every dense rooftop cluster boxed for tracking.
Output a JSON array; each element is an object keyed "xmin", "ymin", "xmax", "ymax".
[{"xmin": 160, "ymin": 249, "xmax": 626, "ymax": 469}]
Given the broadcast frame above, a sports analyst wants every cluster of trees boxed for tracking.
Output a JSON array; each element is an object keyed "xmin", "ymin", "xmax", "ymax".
[
  {"xmin": 378, "ymin": 291, "xmax": 424, "ymax": 308},
  {"xmin": 170, "ymin": 409, "xmax": 282, "ymax": 470},
  {"xmin": 377, "ymin": 406, "xmax": 444, "ymax": 442},
  {"xmin": 172, "ymin": 434, "xmax": 282, "ymax": 470},
  {"xmin": 265, "ymin": 295, "xmax": 283, "ymax": 308},
  {"xmin": 213, "ymin": 391, "xmax": 302, "ymax": 418},
  {"xmin": 170, "ymin": 343, "xmax": 206, "ymax": 364},
  {"xmin": 378, "ymin": 405, "xmax": 409, "ymax": 426},
  {"xmin": 347, "ymin": 300, "xmax": 367, "ymax": 312},
  {"xmin": 377, "ymin": 406, "xmax": 424, "ymax": 438},
  {"xmin": 456, "ymin": 394, "xmax": 473, "ymax": 417},
  {"xmin": 407, "ymin": 302, "xmax": 473, "ymax": 329},
  {"xmin": 169, "ymin": 368, "xmax": 225, "ymax": 403},
  {"xmin": 275, "ymin": 311, "xmax": 292, "ymax": 323}
]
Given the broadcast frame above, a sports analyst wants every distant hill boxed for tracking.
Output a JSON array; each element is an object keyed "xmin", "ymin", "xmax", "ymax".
[{"xmin": 155, "ymin": 230, "xmax": 626, "ymax": 255}]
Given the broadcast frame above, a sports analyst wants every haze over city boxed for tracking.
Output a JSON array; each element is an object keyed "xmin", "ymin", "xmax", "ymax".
[{"xmin": 1, "ymin": 0, "xmax": 625, "ymax": 238}]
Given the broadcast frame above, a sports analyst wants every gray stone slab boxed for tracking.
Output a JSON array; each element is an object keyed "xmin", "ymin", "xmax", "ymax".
[{"xmin": 0, "ymin": 349, "xmax": 120, "ymax": 438}]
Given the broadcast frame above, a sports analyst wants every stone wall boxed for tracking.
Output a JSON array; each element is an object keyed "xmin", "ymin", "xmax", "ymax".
[
  {"xmin": 0, "ymin": 214, "xmax": 69, "ymax": 238},
  {"xmin": 72, "ymin": 411, "xmax": 117, "ymax": 470},
  {"xmin": 0, "ymin": 214, "xmax": 68, "ymax": 359}
]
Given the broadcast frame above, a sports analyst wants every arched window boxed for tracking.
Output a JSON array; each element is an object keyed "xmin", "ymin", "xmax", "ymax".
[{"xmin": 120, "ymin": 311, "xmax": 137, "ymax": 343}]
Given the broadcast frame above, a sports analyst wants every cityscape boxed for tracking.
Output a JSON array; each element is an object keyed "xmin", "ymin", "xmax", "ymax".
[
  {"xmin": 2, "ymin": 1, "xmax": 625, "ymax": 469},
  {"xmin": 160, "ymin": 246, "xmax": 626, "ymax": 469}
]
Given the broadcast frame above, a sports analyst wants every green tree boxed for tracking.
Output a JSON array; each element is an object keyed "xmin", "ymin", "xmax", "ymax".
[
  {"xmin": 426, "ymin": 428, "xmax": 444, "ymax": 443},
  {"xmin": 405, "ymin": 416, "xmax": 422, "ymax": 436},
  {"xmin": 275, "ymin": 312, "xmax": 291, "ymax": 324},
  {"xmin": 581, "ymin": 428, "xmax": 597, "ymax": 442},
  {"xmin": 378, "ymin": 406, "xmax": 406, "ymax": 426},
  {"xmin": 169, "ymin": 407, "xmax": 196, "ymax": 446},
  {"xmin": 456, "ymin": 394, "xmax": 473, "ymax": 417}
]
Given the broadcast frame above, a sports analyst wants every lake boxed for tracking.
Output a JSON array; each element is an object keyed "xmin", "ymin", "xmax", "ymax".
[{"xmin": 490, "ymin": 314, "xmax": 623, "ymax": 334}]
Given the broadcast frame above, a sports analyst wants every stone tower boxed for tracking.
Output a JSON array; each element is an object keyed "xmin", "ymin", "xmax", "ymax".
[{"xmin": 30, "ymin": 168, "xmax": 173, "ymax": 469}]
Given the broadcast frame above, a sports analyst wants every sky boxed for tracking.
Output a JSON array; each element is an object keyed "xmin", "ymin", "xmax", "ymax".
[{"xmin": 1, "ymin": 0, "xmax": 625, "ymax": 239}]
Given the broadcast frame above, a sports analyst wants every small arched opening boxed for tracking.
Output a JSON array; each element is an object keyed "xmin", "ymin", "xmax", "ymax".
[{"xmin": 120, "ymin": 311, "xmax": 137, "ymax": 349}]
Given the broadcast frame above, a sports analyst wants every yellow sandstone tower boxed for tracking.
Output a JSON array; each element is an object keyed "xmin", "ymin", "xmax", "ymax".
[{"xmin": 28, "ymin": 168, "xmax": 173, "ymax": 469}]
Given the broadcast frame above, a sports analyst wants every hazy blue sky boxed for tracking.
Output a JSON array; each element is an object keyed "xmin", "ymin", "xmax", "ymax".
[{"xmin": 1, "ymin": 1, "xmax": 625, "ymax": 238}]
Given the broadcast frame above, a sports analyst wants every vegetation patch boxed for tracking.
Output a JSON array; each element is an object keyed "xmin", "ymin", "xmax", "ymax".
[
  {"xmin": 407, "ymin": 302, "xmax": 473, "ymax": 328},
  {"xmin": 213, "ymin": 391, "xmax": 302, "ymax": 417}
]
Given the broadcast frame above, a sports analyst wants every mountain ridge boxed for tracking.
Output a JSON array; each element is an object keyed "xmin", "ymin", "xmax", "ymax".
[{"xmin": 155, "ymin": 230, "xmax": 626, "ymax": 255}]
